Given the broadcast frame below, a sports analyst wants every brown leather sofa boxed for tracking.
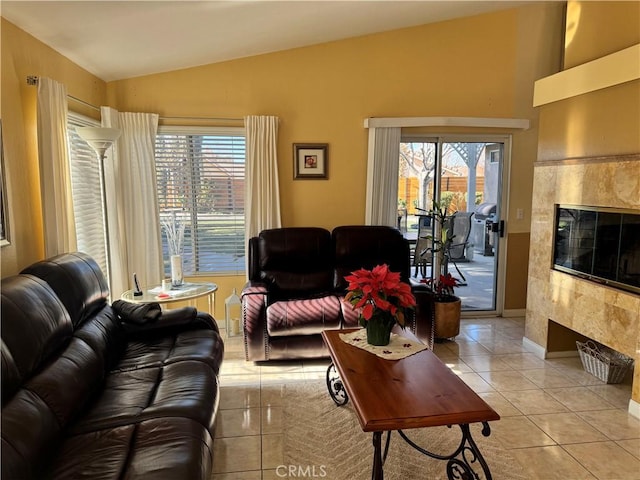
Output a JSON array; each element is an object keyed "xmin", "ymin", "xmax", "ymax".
[
  {"xmin": 1, "ymin": 252, "xmax": 224, "ymax": 479},
  {"xmin": 243, "ymin": 225, "xmax": 427, "ymax": 361}
]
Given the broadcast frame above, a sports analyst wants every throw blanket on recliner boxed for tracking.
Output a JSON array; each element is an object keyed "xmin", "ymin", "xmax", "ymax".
[{"xmin": 112, "ymin": 299, "xmax": 161, "ymax": 325}]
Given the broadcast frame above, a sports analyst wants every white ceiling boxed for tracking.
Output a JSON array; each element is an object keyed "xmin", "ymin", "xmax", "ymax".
[{"xmin": 3, "ymin": 1, "xmax": 529, "ymax": 82}]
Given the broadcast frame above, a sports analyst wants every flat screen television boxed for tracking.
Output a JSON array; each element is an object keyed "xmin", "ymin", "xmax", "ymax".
[{"xmin": 553, "ymin": 205, "xmax": 640, "ymax": 294}]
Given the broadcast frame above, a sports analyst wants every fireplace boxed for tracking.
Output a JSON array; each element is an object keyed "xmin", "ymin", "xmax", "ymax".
[{"xmin": 553, "ymin": 205, "xmax": 640, "ymax": 295}]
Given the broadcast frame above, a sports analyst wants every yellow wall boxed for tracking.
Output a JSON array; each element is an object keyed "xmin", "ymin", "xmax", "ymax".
[
  {"xmin": 0, "ymin": 19, "xmax": 241, "ymax": 320},
  {"xmin": 564, "ymin": 1, "xmax": 640, "ymax": 69},
  {"xmin": 108, "ymin": 4, "xmax": 562, "ymax": 232},
  {"xmin": 538, "ymin": 79, "xmax": 640, "ymax": 161},
  {"xmin": 527, "ymin": 0, "xmax": 640, "ymax": 405},
  {"xmin": 2, "ymin": 4, "xmax": 565, "ymax": 313},
  {"xmin": 108, "ymin": 3, "xmax": 564, "ymax": 311},
  {"xmin": 1, "ymin": 18, "xmax": 107, "ymax": 275}
]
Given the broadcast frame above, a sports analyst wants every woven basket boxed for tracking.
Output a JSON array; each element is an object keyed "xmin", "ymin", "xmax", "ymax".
[{"xmin": 576, "ymin": 341, "xmax": 634, "ymax": 384}]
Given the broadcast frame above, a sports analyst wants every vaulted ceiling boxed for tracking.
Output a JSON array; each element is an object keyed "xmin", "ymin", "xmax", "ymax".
[{"xmin": 3, "ymin": 1, "xmax": 529, "ymax": 81}]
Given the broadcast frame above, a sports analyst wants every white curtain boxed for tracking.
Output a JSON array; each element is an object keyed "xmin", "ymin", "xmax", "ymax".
[
  {"xmin": 101, "ymin": 107, "xmax": 162, "ymax": 297},
  {"xmin": 244, "ymin": 115, "xmax": 282, "ymax": 239},
  {"xmin": 365, "ymin": 127, "xmax": 401, "ymax": 226},
  {"xmin": 37, "ymin": 77, "xmax": 77, "ymax": 257}
]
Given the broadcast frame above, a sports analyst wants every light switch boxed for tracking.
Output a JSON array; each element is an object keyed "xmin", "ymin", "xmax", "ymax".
[{"xmin": 516, "ymin": 208, "xmax": 524, "ymax": 220}]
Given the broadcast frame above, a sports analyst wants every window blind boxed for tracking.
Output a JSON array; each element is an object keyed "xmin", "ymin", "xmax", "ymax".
[
  {"xmin": 155, "ymin": 127, "xmax": 246, "ymax": 275},
  {"xmin": 67, "ymin": 113, "xmax": 108, "ymax": 277}
]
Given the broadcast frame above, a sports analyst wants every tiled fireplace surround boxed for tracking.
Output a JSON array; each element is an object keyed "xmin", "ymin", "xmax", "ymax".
[{"xmin": 524, "ymin": 155, "xmax": 640, "ymax": 416}]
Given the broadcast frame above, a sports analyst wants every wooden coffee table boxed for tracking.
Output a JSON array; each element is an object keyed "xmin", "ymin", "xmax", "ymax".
[{"xmin": 321, "ymin": 328, "xmax": 500, "ymax": 480}]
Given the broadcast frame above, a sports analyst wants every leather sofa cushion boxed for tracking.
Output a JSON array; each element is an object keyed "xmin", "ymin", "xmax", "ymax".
[
  {"xmin": 261, "ymin": 270, "xmax": 334, "ymax": 299},
  {"xmin": 70, "ymin": 360, "xmax": 218, "ymax": 435},
  {"xmin": 258, "ymin": 227, "xmax": 332, "ymax": 271},
  {"xmin": 267, "ymin": 296, "xmax": 341, "ymax": 336},
  {"xmin": 115, "ymin": 329, "xmax": 223, "ymax": 374},
  {"xmin": 1, "ymin": 389, "xmax": 61, "ymax": 479},
  {"xmin": 25, "ymin": 337, "xmax": 104, "ymax": 426},
  {"xmin": 122, "ymin": 418, "xmax": 213, "ymax": 479},
  {"xmin": 73, "ymin": 307, "xmax": 127, "ymax": 372},
  {"xmin": 49, "ymin": 423, "xmax": 135, "ymax": 479},
  {"xmin": 21, "ymin": 252, "xmax": 109, "ymax": 328},
  {"xmin": 49, "ymin": 418, "xmax": 213, "ymax": 480},
  {"xmin": 1, "ymin": 275, "xmax": 73, "ymax": 384},
  {"xmin": 1, "ymin": 342, "xmax": 20, "ymax": 406},
  {"xmin": 333, "ymin": 225, "xmax": 410, "ymax": 290},
  {"xmin": 258, "ymin": 228, "xmax": 334, "ymax": 297}
]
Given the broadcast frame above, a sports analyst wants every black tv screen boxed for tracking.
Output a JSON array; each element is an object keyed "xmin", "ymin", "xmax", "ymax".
[{"xmin": 553, "ymin": 205, "xmax": 640, "ymax": 294}]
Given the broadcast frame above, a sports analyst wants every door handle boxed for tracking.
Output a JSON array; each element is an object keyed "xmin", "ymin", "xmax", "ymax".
[{"xmin": 490, "ymin": 221, "xmax": 505, "ymax": 238}]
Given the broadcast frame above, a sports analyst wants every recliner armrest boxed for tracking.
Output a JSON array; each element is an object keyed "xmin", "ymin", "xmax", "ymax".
[
  {"xmin": 241, "ymin": 282, "xmax": 269, "ymax": 361},
  {"xmin": 242, "ymin": 282, "xmax": 269, "ymax": 295}
]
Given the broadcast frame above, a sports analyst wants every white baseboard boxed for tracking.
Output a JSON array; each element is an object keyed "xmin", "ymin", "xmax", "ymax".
[
  {"xmin": 502, "ymin": 309, "xmax": 526, "ymax": 318},
  {"xmin": 522, "ymin": 337, "xmax": 546, "ymax": 359},
  {"xmin": 629, "ymin": 399, "xmax": 640, "ymax": 419}
]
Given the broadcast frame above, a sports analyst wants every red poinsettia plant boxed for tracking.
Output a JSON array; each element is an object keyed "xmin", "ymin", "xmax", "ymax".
[
  {"xmin": 422, "ymin": 273, "xmax": 461, "ymax": 302},
  {"xmin": 343, "ymin": 264, "xmax": 416, "ymax": 328}
]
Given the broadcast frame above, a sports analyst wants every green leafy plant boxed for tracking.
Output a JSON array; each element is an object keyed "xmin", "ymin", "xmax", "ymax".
[{"xmin": 420, "ymin": 201, "xmax": 464, "ymax": 302}]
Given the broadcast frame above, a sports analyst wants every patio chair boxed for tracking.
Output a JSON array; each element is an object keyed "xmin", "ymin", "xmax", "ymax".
[
  {"xmin": 412, "ymin": 214, "xmax": 432, "ymax": 278},
  {"xmin": 445, "ymin": 211, "xmax": 474, "ymax": 262}
]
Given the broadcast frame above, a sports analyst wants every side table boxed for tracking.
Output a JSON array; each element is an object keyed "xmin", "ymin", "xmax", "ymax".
[{"xmin": 120, "ymin": 281, "xmax": 218, "ymax": 316}]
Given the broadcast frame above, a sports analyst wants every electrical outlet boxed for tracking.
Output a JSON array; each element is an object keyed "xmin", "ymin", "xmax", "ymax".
[{"xmin": 516, "ymin": 208, "xmax": 524, "ymax": 220}]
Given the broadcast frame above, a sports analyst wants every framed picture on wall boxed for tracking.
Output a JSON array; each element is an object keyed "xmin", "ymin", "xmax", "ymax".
[
  {"xmin": 293, "ymin": 143, "xmax": 328, "ymax": 179},
  {"xmin": 0, "ymin": 119, "xmax": 9, "ymax": 246}
]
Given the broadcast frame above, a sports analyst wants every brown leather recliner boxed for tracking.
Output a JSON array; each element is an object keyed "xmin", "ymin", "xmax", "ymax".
[
  {"xmin": 242, "ymin": 225, "xmax": 420, "ymax": 361},
  {"xmin": 1, "ymin": 252, "xmax": 224, "ymax": 479}
]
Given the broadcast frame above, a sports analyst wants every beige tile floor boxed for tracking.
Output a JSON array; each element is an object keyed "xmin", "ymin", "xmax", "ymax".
[{"xmin": 212, "ymin": 317, "xmax": 640, "ymax": 480}]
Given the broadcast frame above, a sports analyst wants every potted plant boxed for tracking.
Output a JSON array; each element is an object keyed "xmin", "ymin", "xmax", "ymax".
[
  {"xmin": 421, "ymin": 201, "xmax": 463, "ymax": 340},
  {"xmin": 425, "ymin": 272, "xmax": 462, "ymax": 340},
  {"xmin": 343, "ymin": 264, "xmax": 416, "ymax": 346}
]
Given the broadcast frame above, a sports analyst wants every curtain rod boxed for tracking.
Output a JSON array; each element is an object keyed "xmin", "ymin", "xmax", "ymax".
[
  {"xmin": 26, "ymin": 76, "xmax": 244, "ymax": 122},
  {"xmin": 27, "ymin": 75, "xmax": 100, "ymax": 112},
  {"xmin": 159, "ymin": 115, "xmax": 243, "ymax": 122}
]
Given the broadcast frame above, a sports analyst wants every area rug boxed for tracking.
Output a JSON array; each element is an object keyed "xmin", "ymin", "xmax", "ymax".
[{"xmin": 283, "ymin": 382, "xmax": 530, "ymax": 480}]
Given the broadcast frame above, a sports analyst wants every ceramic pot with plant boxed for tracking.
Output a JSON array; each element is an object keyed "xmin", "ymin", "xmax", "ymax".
[
  {"xmin": 343, "ymin": 264, "xmax": 416, "ymax": 346},
  {"xmin": 421, "ymin": 201, "xmax": 465, "ymax": 339},
  {"xmin": 422, "ymin": 272, "xmax": 462, "ymax": 340}
]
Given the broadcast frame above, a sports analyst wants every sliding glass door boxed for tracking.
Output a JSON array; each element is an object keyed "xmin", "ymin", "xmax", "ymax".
[{"xmin": 399, "ymin": 136, "xmax": 508, "ymax": 313}]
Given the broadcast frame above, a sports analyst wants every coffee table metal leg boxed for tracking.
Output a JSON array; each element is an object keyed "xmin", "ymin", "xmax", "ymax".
[
  {"xmin": 447, "ymin": 422, "xmax": 493, "ymax": 480},
  {"xmin": 397, "ymin": 421, "xmax": 494, "ymax": 480},
  {"xmin": 382, "ymin": 430, "xmax": 392, "ymax": 464},
  {"xmin": 325, "ymin": 363, "xmax": 348, "ymax": 406},
  {"xmin": 371, "ymin": 431, "xmax": 392, "ymax": 480},
  {"xmin": 372, "ymin": 431, "xmax": 384, "ymax": 480}
]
